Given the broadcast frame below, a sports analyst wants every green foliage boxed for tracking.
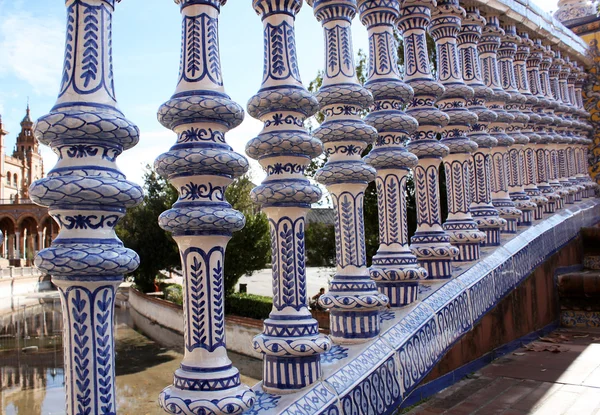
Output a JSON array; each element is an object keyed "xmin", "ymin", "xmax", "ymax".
[
  {"xmin": 305, "ymin": 222, "xmax": 336, "ymax": 267},
  {"xmin": 223, "ymin": 175, "xmax": 271, "ymax": 294},
  {"xmin": 164, "ymin": 284, "xmax": 183, "ymax": 305},
  {"xmin": 117, "ymin": 166, "xmax": 179, "ymax": 293},
  {"xmin": 225, "ymin": 292, "xmax": 272, "ymax": 320}
]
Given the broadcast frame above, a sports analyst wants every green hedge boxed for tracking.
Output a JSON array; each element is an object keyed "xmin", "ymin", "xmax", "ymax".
[{"xmin": 225, "ymin": 293, "xmax": 272, "ymax": 320}]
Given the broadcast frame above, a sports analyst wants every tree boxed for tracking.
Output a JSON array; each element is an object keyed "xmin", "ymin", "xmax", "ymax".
[
  {"xmin": 117, "ymin": 166, "xmax": 180, "ymax": 293},
  {"xmin": 223, "ymin": 175, "xmax": 270, "ymax": 294},
  {"xmin": 117, "ymin": 167, "xmax": 270, "ymax": 294}
]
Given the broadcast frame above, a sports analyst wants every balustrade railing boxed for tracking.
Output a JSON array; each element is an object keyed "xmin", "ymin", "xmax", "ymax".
[{"xmin": 29, "ymin": 0, "xmax": 598, "ymax": 414}]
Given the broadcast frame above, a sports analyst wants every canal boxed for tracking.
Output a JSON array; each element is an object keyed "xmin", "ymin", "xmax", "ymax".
[{"xmin": 0, "ymin": 292, "xmax": 260, "ymax": 414}]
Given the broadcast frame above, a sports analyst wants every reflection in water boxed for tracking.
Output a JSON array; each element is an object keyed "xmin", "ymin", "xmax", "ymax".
[
  {"xmin": 0, "ymin": 296, "xmax": 260, "ymax": 414},
  {"xmin": 0, "ymin": 299, "xmax": 64, "ymax": 415}
]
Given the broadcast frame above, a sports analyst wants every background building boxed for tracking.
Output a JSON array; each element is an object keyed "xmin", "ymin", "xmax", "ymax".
[
  {"xmin": 555, "ymin": 0, "xmax": 600, "ymax": 182},
  {"xmin": 0, "ymin": 107, "xmax": 57, "ymax": 266}
]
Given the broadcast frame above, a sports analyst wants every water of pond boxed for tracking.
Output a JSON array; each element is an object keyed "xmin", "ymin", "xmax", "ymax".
[{"xmin": 0, "ymin": 293, "xmax": 260, "ymax": 415}]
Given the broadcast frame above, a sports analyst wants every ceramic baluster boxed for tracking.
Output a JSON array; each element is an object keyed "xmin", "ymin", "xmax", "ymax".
[
  {"xmin": 308, "ymin": 0, "xmax": 389, "ymax": 342},
  {"xmin": 428, "ymin": 0, "xmax": 485, "ymax": 261},
  {"xmin": 155, "ymin": 1, "xmax": 256, "ymax": 413},
  {"xmin": 574, "ymin": 66, "xmax": 596, "ymax": 196},
  {"xmin": 552, "ymin": 50, "xmax": 577, "ymax": 204},
  {"xmin": 30, "ymin": 1, "xmax": 143, "ymax": 413},
  {"xmin": 358, "ymin": 0, "xmax": 428, "ymax": 307},
  {"xmin": 498, "ymin": 24, "xmax": 537, "ymax": 226},
  {"xmin": 398, "ymin": 0, "xmax": 459, "ymax": 278},
  {"xmin": 247, "ymin": 0, "xmax": 331, "ymax": 393},
  {"xmin": 562, "ymin": 57, "xmax": 584, "ymax": 200},
  {"xmin": 460, "ymin": 8, "xmax": 506, "ymax": 246},
  {"xmin": 565, "ymin": 58, "xmax": 586, "ymax": 200},
  {"xmin": 541, "ymin": 45, "xmax": 566, "ymax": 209},
  {"xmin": 479, "ymin": 16, "xmax": 522, "ymax": 233},
  {"xmin": 516, "ymin": 32, "xmax": 552, "ymax": 217}
]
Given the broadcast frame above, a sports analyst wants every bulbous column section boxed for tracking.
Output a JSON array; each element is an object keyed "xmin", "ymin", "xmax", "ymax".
[
  {"xmin": 479, "ymin": 16, "xmax": 522, "ymax": 233},
  {"xmin": 460, "ymin": 9, "xmax": 506, "ymax": 246},
  {"xmin": 155, "ymin": 2, "xmax": 255, "ymax": 413},
  {"xmin": 358, "ymin": 0, "xmax": 428, "ymax": 307},
  {"xmin": 429, "ymin": 0, "xmax": 485, "ymax": 261},
  {"xmin": 498, "ymin": 24, "xmax": 537, "ymax": 226},
  {"xmin": 516, "ymin": 33, "xmax": 550, "ymax": 217},
  {"xmin": 398, "ymin": 0, "xmax": 458, "ymax": 278},
  {"xmin": 30, "ymin": 1, "xmax": 143, "ymax": 414},
  {"xmin": 246, "ymin": 0, "xmax": 331, "ymax": 392},
  {"xmin": 309, "ymin": 0, "xmax": 388, "ymax": 342}
]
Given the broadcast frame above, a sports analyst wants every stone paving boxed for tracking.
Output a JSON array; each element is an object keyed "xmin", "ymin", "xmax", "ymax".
[{"xmin": 404, "ymin": 327, "xmax": 600, "ymax": 415}]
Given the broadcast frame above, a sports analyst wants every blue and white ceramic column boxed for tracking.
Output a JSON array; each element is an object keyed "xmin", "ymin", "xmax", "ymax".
[
  {"xmin": 31, "ymin": 1, "xmax": 143, "ymax": 414},
  {"xmin": 459, "ymin": 8, "xmax": 506, "ymax": 246},
  {"xmin": 429, "ymin": 0, "xmax": 485, "ymax": 262},
  {"xmin": 553, "ymin": 50, "xmax": 577, "ymax": 204},
  {"xmin": 358, "ymin": 0, "xmax": 428, "ymax": 307},
  {"xmin": 560, "ymin": 57, "xmax": 584, "ymax": 201},
  {"xmin": 516, "ymin": 32, "xmax": 551, "ymax": 217},
  {"xmin": 574, "ymin": 66, "xmax": 596, "ymax": 196},
  {"xmin": 155, "ymin": 1, "xmax": 256, "ymax": 413},
  {"xmin": 398, "ymin": 0, "xmax": 458, "ymax": 278},
  {"xmin": 498, "ymin": 24, "xmax": 537, "ymax": 226},
  {"xmin": 479, "ymin": 16, "xmax": 522, "ymax": 233},
  {"xmin": 567, "ymin": 61, "xmax": 586, "ymax": 197},
  {"xmin": 537, "ymin": 44, "xmax": 567, "ymax": 210},
  {"xmin": 247, "ymin": 0, "xmax": 331, "ymax": 392},
  {"xmin": 309, "ymin": 0, "xmax": 389, "ymax": 341}
]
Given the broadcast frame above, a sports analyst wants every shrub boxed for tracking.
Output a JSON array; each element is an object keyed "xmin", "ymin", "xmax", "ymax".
[
  {"xmin": 164, "ymin": 284, "xmax": 183, "ymax": 305},
  {"xmin": 305, "ymin": 222, "xmax": 336, "ymax": 267},
  {"xmin": 225, "ymin": 293, "xmax": 272, "ymax": 320}
]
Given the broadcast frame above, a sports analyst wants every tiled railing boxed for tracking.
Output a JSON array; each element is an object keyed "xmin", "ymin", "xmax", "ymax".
[{"xmin": 246, "ymin": 200, "xmax": 600, "ymax": 415}]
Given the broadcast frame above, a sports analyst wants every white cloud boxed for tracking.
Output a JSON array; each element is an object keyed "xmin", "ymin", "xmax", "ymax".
[{"xmin": 0, "ymin": 11, "xmax": 64, "ymax": 96}]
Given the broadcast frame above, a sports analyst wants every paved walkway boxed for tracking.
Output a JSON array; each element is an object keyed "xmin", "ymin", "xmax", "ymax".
[{"xmin": 405, "ymin": 327, "xmax": 600, "ymax": 415}]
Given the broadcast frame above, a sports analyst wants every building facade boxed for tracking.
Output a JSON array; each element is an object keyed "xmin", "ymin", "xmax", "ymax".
[
  {"xmin": 0, "ymin": 107, "xmax": 56, "ymax": 266},
  {"xmin": 555, "ymin": 0, "xmax": 600, "ymax": 182}
]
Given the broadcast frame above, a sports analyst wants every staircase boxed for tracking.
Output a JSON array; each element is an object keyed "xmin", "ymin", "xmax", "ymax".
[{"xmin": 559, "ymin": 227, "xmax": 600, "ymax": 328}]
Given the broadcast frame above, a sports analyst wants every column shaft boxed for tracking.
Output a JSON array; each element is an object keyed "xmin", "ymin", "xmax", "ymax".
[{"xmin": 310, "ymin": 0, "xmax": 388, "ymax": 341}]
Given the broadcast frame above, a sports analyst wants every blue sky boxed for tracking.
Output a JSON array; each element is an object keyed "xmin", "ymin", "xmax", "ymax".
[{"xmin": 0, "ymin": 0, "xmax": 557, "ymax": 186}]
